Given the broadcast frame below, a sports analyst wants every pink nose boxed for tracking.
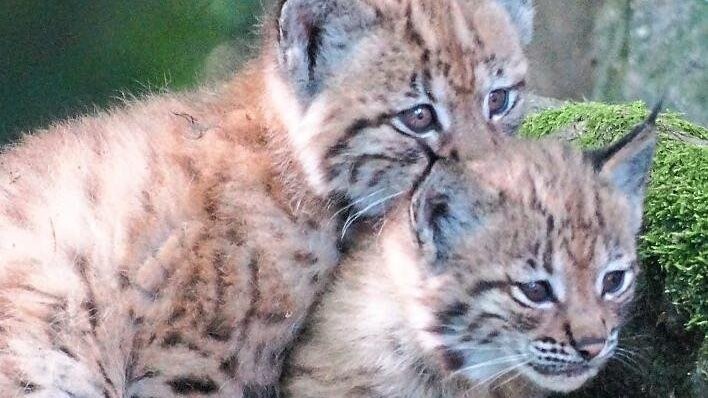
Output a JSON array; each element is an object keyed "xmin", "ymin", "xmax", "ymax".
[{"xmin": 577, "ymin": 340, "xmax": 606, "ymax": 361}]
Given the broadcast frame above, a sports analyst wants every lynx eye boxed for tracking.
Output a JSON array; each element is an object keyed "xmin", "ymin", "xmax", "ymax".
[
  {"xmin": 398, "ymin": 104, "xmax": 438, "ymax": 134},
  {"xmin": 602, "ymin": 270, "xmax": 626, "ymax": 295},
  {"xmin": 518, "ymin": 281, "xmax": 555, "ymax": 304},
  {"xmin": 488, "ymin": 89, "xmax": 509, "ymax": 116}
]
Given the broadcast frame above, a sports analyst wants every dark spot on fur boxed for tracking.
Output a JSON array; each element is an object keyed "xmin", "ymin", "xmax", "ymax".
[
  {"xmin": 261, "ymin": 312, "xmax": 290, "ymax": 324},
  {"xmin": 243, "ymin": 384, "xmax": 279, "ymax": 398},
  {"xmin": 542, "ymin": 241, "xmax": 554, "ymax": 273},
  {"xmin": 81, "ymin": 299, "xmax": 98, "ymax": 330},
  {"xmin": 74, "ymin": 254, "xmax": 100, "ymax": 332},
  {"xmin": 439, "ymin": 349, "xmax": 465, "ymax": 371},
  {"xmin": 168, "ymin": 307, "xmax": 186, "ymax": 324},
  {"xmin": 118, "ymin": 269, "xmax": 130, "ymax": 290},
  {"xmin": 167, "ymin": 377, "xmax": 218, "ymax": 395},
  {"xmin": 306, "ymin": 23, "xmax": 323, "ymax": 83},
  {"xmin": 426, "ymin": 325, "xmax": 456, "ymax": 335},
  {"xmin": 161, "ymin": 331, "xmax": 183, "ymax": 347},
  {"xmin": 58, "ymin": 346, "xmax": 77, "ymax": 360},
  {"xmin": 405, "ymin": 7, "xmax": 424, "ymax": 46},
  {"xmin": 226, "ymin": 227, "xmax": 245, "ymax": 246},
  {"xmin": 132, "ymin": 369, "xmax": 160, "ymax": 382},
  {"xmin": 293, "ymin": 251, "xmax": 318, "ymax": 266},
  {"xmin": 174, "ymin": 155, "xmax": 201, "ymax": 182},
  {"xmin": 467, "ymin": 280, "xmax": 507, "ymax": 296},
  {"xmin": 140, "ymin": 190, "xmax": 155, "ymax": 214},
  {"xmin": 479, "ymin": 312, "xmax": 508, "ymax": 322},
  {"xmin": 564, "ymin": 323, "xmax": 578, "ymax": 348},
  {"xmin": 437, "ymin": 301, "xmax": 469, "ymax": 325},
  {"xmin": 326, "ymin": 114, "xmax": 392, "ymax": 160},
  {"xmin": 546, "ymin": 215, "xmax": 555, "ymax": 233},
  {"xmin": 220, "ymin": 354, "xmax": 237, "ymax": 375},
  {"xmin": 98, "ymin": 362, "xmax": 115, "ymax": 388},
  {"xmin": 205, "ymin": 317, "xmax": 232, "ymax": 342},
  {"xmin": 479, "ymin": 330, "xmax": 501, "ymax": 345},
  {"xmin": 367, "ymin": 168, "xmax": 388, "ymax": 188}
]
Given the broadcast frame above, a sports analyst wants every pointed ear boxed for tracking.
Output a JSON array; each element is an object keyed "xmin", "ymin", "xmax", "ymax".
[
  {"xmin": 494, "ymin": 0, "xmax": 535, "ymax": 45},
  {"xmin": 277, "ymin": 0, "xmax": 378, "ymax": 100},
  {"xmin": 585, "ymin": 105, "xmax": 660, "ymax": 232},
  {"xmin": 410, "ymin": 162, "xmax": 488, "ymax": 268}
]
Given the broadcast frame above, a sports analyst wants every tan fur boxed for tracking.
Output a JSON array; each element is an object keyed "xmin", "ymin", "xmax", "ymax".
[
  {"xmin": 283, "ymin": 133, "xmax": 654, "ymax": 397},
  {"xmin": 0, "ymin": 0, "xmax": 533, "ymax": 396}
]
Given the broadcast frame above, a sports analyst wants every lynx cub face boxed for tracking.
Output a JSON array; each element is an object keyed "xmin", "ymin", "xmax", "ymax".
[
  {"xmin": 402, "ymin": 120, "xmax": 656, "ymax": 392},
  {"xmin": 284, "ymin": 114, "xmax": 657, "ymax": 397},
  {"xmin": 270, "ymin": 0, "xmax": 533, "ymax": 217}
]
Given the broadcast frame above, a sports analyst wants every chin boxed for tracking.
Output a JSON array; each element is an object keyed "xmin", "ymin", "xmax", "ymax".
[{"xmin": 520, "ymin": 363, "xmax": 600, "ymax": 393}]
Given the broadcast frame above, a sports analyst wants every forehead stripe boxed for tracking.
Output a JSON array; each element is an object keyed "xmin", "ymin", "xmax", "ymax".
[
  {"xmin": 324, "ymin": 112, "xmax": 394, "ymax": 160},
  {"xmin": 404, "ymin": 3, "xmax": 425, "ymax": 47},
  {"xmin": 467, "ymin": 280, "xmax": 507, "ymax": 297}
]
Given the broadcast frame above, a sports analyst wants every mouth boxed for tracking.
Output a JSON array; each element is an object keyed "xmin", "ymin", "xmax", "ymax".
[
  {"xmin": 523, "ymin": 362, "xmax": 599, "ymax": 392},
  {"xmin": 530, "ymin": 363, "xmax": 592, "ymax": 378}
]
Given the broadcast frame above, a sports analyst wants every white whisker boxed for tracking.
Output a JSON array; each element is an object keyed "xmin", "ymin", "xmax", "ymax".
[
  {"xmin": 493, "ymin": 364, "xmax": 526, "ymax": 391},
  {"xmin": 329, "ymin": 188, "xmax": 386, "ymax": 221},
  {"xmin": 340, "ymin": 190, "xmax": 407, "ymax": 239},
  {"xmin": 449, "ymin": 354, "xmax": 528, "ymax": 378},
  {"xmin": 473, "ymin": 360, "xmax": 530, "ymax": 391}
]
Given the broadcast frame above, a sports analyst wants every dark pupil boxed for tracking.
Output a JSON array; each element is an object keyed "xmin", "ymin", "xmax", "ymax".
[
  {"xmin": 521, "ymin": 281, "xmax": 551, "ymax": 303},
  {"xmin": 403, "ymin": 105, "xmax": 434, "ymax": 133},
  {"xmin": 488, "ymin": 89, "xmax": 509, "ymax": 116},
  {"xmin": 603, "ymin": 271, "xmax": 625, "ymax": 294}
]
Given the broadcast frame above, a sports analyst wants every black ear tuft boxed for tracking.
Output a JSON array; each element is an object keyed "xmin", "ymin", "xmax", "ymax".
[
  {"xmin": 585, "ymin": 103, "xmax": 660, "ymax": 232},
  {"xmin": 277, "ymin": 0, "xmax": 378, "ymax": 100}
]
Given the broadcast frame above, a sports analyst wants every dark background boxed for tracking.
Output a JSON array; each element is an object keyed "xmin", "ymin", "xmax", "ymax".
[{"xmin": 0, "ymin": 0, "xmax": 261, "ymax": 142}]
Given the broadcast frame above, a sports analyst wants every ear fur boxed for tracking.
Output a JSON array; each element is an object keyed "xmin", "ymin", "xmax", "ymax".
[
  {"xmin": 494, "ymin": 0, "xmax": 535, "ymax": 45},
  {"xmin": 277, "ymin": 0, "xmax": 378, "ymax": 100},
  {"xmin": 410, "ymin": 162, "xmax": 489, "ymax": 268},
  {"xmin": 586, "ymin": 104, "xmax": 660, "ymax": 232}
]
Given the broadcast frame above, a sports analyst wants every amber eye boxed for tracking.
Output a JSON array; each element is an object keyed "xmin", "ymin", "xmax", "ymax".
[
  {"xmin": 487, "ymin": 89, "xmax": 510, "ymax": 118},
  {"xmin": 602, "ymin": 271, "xmax": 626, "ymax": 295},
  {"xmin": 518, "ymin": 281, "xmax": 555, "ymax": 304},
  {"xmin": 398, "ymin": 104, "xmax": 438, "ymax": 134}
]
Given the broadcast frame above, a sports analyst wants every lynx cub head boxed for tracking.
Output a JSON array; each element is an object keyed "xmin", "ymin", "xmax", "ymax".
[
  {"xmin": 384, "ymin": 116, "xmax": 657, "ymax": 393},
  {"xmin": 267, "ymin": 0, "xmax": 534, "ymax": 216}
]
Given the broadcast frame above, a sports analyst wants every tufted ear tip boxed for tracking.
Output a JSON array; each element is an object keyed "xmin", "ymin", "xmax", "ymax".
[{"xmin": 584, "ymin": 104, "xmax": 660, "ymax": 232}]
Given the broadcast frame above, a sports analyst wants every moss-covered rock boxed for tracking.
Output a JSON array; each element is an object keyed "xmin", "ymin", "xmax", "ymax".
[{"xmin": 521, "ymin": 102, "xmax": 707, "ymax": 397}]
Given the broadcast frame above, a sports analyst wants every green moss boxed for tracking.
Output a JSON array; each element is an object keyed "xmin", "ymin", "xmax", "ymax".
[{"xmin": 522, "ymin": 102, "xmax": 707, "ymax": 397}]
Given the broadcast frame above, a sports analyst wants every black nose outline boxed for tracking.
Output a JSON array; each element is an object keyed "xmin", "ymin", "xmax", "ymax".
[
  {"xmin": 564, "ymin": 323, "xmax": 608, "ymax": 361},
  {"xmin": 574, "ymin": 336, "xmax": 607, "ymax": 361}
]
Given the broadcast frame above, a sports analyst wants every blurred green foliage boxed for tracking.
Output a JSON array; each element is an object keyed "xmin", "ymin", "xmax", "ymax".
[{"xmin": 0, "ymin": 0, "xmax": 262, "ymax": 142}]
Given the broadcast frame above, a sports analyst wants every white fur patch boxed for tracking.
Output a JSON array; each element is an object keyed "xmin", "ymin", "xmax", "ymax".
[
  {"xmin": 383, "ymin": 232, "xmax": 442, "ymax": 352},
  {"xmin": 265, "ymin": 69, "xmax": 329, "ymax": 196}
]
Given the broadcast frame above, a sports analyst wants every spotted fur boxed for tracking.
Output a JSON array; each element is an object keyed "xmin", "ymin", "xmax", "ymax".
[
  {"xmin": 0, "ymin": 0, "xmax": 533, "ymax": 396},
  {"xmin": 283, "ymin": 118, "xmax": 657, "ymax": 397}
]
